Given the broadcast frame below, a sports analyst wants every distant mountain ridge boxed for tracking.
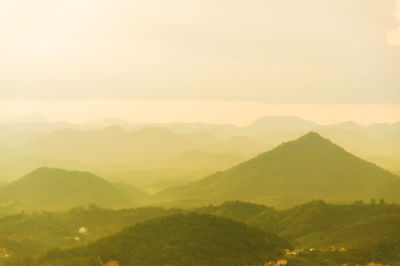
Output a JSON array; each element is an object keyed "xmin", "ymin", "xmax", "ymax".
[
  {"xmin": 247, "ymin": 115, "xmax": 318, "ymax": 133},
  {"xmin": 5, "ymin": 125, "xmax": 267, "ymax": 167},
  {"xmin": 155, "ymin": 132, "xmax": 400, "ymax": 208},
  {"xmin": 0, "ymin": 167, "xmax": 146, "ymax": 211},
  {"xmin": 0, "ymin": 116, "xmax": 399, "ymax": 188}
]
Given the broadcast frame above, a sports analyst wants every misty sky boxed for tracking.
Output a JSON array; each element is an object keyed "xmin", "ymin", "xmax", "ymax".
[{"xmin": 1, "ymin": 0, "xmax": 400, "ymax": 124}]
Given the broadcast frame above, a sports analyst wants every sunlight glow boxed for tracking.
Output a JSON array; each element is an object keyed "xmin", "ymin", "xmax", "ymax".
[{"xmin": 388, "ymin": 0, "xmax": 400, "ymax": 46}]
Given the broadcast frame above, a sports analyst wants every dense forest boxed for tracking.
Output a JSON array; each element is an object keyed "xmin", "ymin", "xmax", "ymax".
[
  {"xmin": 1, "ymin": 200, "xmax": 400, "ymax": 265},
  {"xmin": 36, "ymin": 213, "xmax": 288, "ymax": 266}
]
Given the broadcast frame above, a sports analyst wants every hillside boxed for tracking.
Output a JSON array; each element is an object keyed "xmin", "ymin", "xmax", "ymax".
[
  {"xmin": 199, "ymin": 200, "xmax": 400, "ymax": 265},
  {"xmin": 37, "ymin": 213, "xmax": 289, "ymax": 266},
  {"xmin": 2, "ymin": 201, "xmax": 400, "ymax": 264},
  {"xmin": 0, "ymin": 206, "xmax": 178, "ymax": 258},
  {"xmin": 155, "ymin": 132, "xmax": 400, "ymax": 208},
  {"xmin": 199, "ymin": 201, "xmax": 400, "ymax": 249},
  {"xmin": 0, "ymin": 168, "xmax": 146, "ymax": 211}
]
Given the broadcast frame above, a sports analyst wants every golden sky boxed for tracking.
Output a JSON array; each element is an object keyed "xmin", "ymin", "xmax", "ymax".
[
  {"xmin": 1, "ymin": 100, "xmax": 399, "ymax": 126},
  {"xmin": 0, "ymin": 0, "xmax": 399, "ymax": 124},
  {"xmin": 388, "ymin": 0, "xmax": 400, "ymax": 45}
]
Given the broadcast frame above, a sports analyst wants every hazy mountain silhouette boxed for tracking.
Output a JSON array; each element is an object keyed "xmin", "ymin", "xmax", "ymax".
[
  {"xmin": 0, "ymin": 168, "xmax": 146, "ymax": 211},
  {"xmin": 1, "ymin": 116, "xmax": 399, "ymax": 186},
  {"xmin": 155, "ymin": 132, "xmax": 400, "ymax": 208},
  {"xmin": 0, "ymin": 126, "xmax": 269, "ymax": 185},
  {"xmin": 246, "ymin": 115, "xmax": 318, "ymax": 133}
]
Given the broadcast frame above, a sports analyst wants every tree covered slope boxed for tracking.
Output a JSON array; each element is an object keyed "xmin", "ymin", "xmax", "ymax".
[
  {"xmin": 155, "ymin": 132, "xmax": 400, "ymax": 208},
  {"xmin": 37, "ymin": 213, "xmax": 289, "ymax": 266},
  {"xmin": 0, "ymin": 168, "xmax": 147, "ymax": 211}
]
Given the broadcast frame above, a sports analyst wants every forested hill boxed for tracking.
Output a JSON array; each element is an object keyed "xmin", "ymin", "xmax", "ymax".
[
  {"xmin": 0, "ymin": 167, "xmax": 147, "ymax": 211},
  {"xmin": 199, "ymin": 200, "xmax": 400, "ymax": 250},
  {"xmin": 2, "ymin": 201, "xmax": 400, "ymax": 265},
  {"xmin": 155, "ymin": 132, "xmax": 400, "ymax": 208},
  {"xmin": 37, "ymin": 213, "xmax": 289, "ymax": 266}
]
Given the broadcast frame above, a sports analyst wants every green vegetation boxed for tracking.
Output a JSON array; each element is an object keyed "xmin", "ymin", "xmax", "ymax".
[
  {"xmin": 0, "ymin": 129, "xmax": 399, "ymax": 265},
  {"xmin": 200, "ymin": 200, "xmax": 400, "ymax": 250},
  {"xmin": 199, "ymin": 201, "xmax": 400, "ymax": 265},
  {"xmin": 0, "ymin": 168, "xmax": 147, "ymax": 211},
  {"xmin": 2, "ymin": 200, "xmax": 400, "ymax": 265},
  {"xmin": 0, "ymin": 205, "xmax": 179, "ymax": 258},
  {"xmin": 155, "ymin": 132, "xmax": 400, "ymax": 208},
  {"xmin": 36, "ymin": 213, "xmax": 288, "ymax": 266}
]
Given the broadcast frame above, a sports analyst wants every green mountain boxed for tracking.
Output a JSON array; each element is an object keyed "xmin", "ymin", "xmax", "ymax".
[
  {"xmin": 155, "ymin": 132, "xmax": 400, "ymax": 208},
  {"xmin": 0, "ymin": 168, "xmax": 146, "ymax": 211},
  {"xmin": 2, "ymin": 118, "xmax": 399, "ymax": 193},
  {"xmin": 199, "ymin": 200, "xmax": 400, "ymax": 265},
  {"xmin": 0, "ymin": 206, "xmax": 178, "ymax": 258},
  {"xmin": 199, "ymin": 200, "xmax": 400, "ymax": 249},
  {"xmin": 3, "ymin": 201, "xmax": 400, "ymax": 265},
  {"xmin": 37, "ymin": 213, "xmax": 289, "ymax": 266}
]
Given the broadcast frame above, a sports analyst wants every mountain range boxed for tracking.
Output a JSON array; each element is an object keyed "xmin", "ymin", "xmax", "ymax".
[
  {"xmin": 0, "ymin": 116, "xmax": 399, "ymax": 196},
  {"xmin": 1, "ymin": 131, "xmax": 399, "ymax": 211},
  {"xmin": 155, "ymin": 132, "xmax": 400, "ymax": 208},
  {"xmin": 0, "ymin": 125, "xmax": 268, "ymax": 187}
]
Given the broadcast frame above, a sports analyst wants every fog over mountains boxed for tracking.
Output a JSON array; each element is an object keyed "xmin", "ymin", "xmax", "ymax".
[
  {"xmin": 1, "ymin": 131, "xmax": 399, "ymax": 213},
  {"xmin": 155, "ymin": 132, "xmax": 400, "ymax": 208},
  {"xmin": 2, "ymin": 1, "xmax": 399, "ymax": 264},
  {"xmin": 1, "ymin": 116, "xmax": 400, "ymax": 265},
  {"xmin": 0, "ymin": 116, "xmax": 399, "ymax": 187}
]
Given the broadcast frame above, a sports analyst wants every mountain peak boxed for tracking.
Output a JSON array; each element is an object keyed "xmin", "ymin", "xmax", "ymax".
[
  {"xmin": 274, "ymin": 131, "xmax": 333, "ymax": 151},
  {"xmin": 29, "ymin": 167, "xmax": 67, "ymax": 176},
  {"xmin": 3, "ymin": 167, "xmax": 141, "ymax": 210},
  {"xmin": 264, "ymin": 131, "xmax": 343, "ymax": 161},
  {"xmin": 297, "ymin": 131, "xmax": 325, "ymax": 141},
  {"xmin": 29, "ymin": 167, "xmax": 86, "ymax": 175},
  {"xmin": 156, "ymin": 132, "xmax": 400, "ymax": 208},
  {"xmin": 18, "ymin": 167, "xmax": 99, "ymax": 184}
]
